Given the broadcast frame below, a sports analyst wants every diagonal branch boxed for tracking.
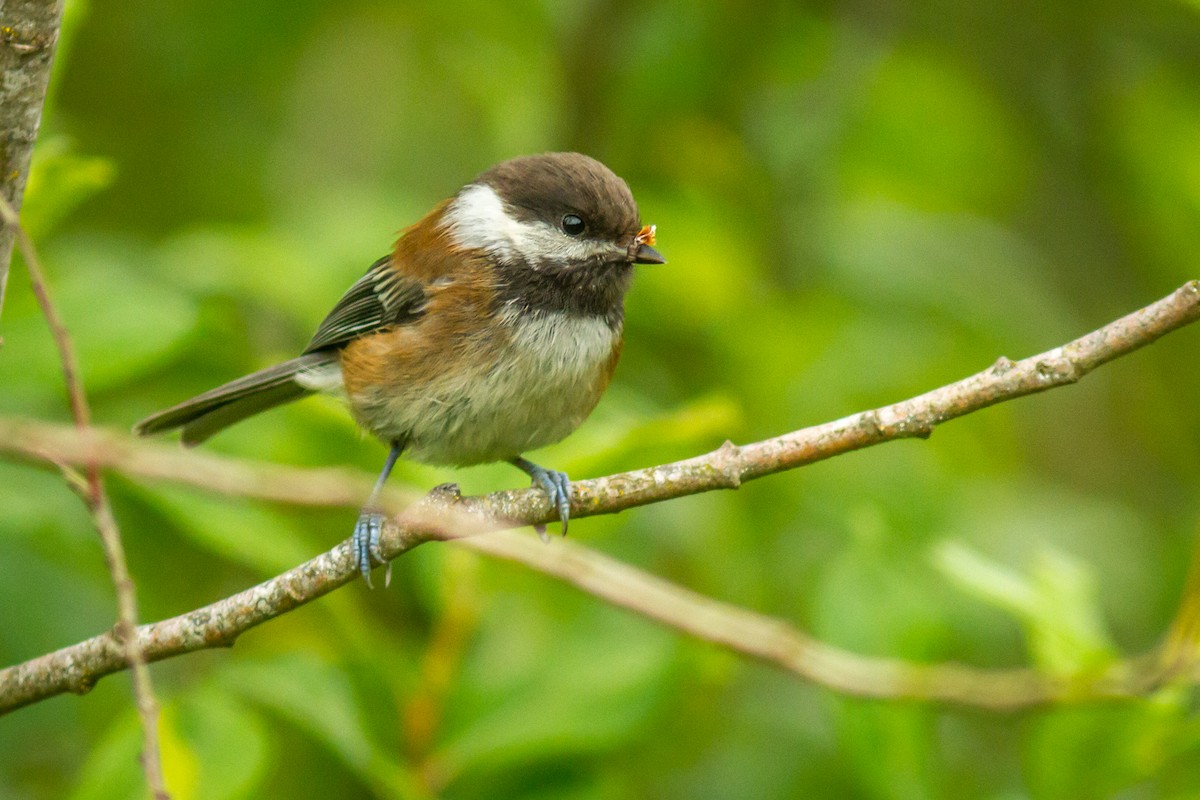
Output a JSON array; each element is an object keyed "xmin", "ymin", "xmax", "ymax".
[{"xmin": 0, "ymin": 280, "xmax": 1198, "ymax": 715}]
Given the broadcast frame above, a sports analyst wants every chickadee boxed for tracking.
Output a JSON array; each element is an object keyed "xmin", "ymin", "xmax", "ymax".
[{"xmin": 135, "ymin": 152, "xmax": 664, "ymax": 583}]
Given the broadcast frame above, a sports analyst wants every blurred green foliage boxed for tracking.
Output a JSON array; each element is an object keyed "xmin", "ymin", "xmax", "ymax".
[{"xmin": 4, "ymin": 1, "xmax": 1200, "ymax": 797}]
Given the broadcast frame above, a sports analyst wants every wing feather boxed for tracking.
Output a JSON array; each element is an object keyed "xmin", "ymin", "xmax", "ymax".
[{"xmin": 303, "ymin": 256, "xmax": 428, "ymax": 353}]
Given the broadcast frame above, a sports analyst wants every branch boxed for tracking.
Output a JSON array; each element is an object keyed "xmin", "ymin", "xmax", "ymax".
[
  {"xmin": 0, "ymin": 0, "xmax": 62, "ymax": 323},
  {"xmin": 0, "ymin": 197, "xmax": 167, "ymax": 792},
  {"xmin": 1, "ymin": 280, "xmax": 1199, "ymax": 715},
  {"xmin": 465, "ymin": 532, "xmax": 1184, "ymax": 710},
  {"xmin": 0, "ymin": 415, "xmax": 388, "ymax": 507}
]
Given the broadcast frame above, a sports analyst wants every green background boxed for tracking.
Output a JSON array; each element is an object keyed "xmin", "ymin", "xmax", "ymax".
[{"xmin": 4, "ymin": 0, "xmax": 1200, "ymax": 797}]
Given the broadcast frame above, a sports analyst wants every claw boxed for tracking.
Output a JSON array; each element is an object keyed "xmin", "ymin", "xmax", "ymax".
[
  {"xmin": 352, "ymin": 508, "xmax": 387, "ymax": 587},
  {"xmin": 351, "ymin": 442, "xmax": 405, "ymax": 587},
  {"xmin": 510, "ymin": 457, "xmax": 572, "ymax": 537}
]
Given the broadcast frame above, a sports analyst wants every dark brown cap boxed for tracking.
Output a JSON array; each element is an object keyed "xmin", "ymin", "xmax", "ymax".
[{"xmin": 476, "ymin": 152, "xmax": 642, "ymax": 244}]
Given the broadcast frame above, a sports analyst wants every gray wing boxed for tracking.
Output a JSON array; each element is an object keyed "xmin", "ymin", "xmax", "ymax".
[
  {"xmin": 303, "ymin": 256, "xmax": 429, "ymax": 353},
  {"xmin": 133, "ymin": 352, "xmax": 336, "ymax": 445}
]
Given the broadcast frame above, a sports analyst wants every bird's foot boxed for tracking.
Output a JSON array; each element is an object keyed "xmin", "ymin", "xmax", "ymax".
[
  {"xmin": 352, "ymin": 508, "xmax": 389, "ymax": 588},
  {"xmin": 512, "ymin": 458, "xmax": 571, "ymax": 538}
]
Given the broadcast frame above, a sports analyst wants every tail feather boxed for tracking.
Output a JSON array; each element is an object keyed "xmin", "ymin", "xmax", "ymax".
[{"xmin": 134, "ymin": 353, "xmax": 337, "ymax": 446}]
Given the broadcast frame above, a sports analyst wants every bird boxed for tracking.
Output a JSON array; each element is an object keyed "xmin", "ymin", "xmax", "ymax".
[{"xmin": 134, "ymin": 152, "xmax": 664, "ymax": 584}]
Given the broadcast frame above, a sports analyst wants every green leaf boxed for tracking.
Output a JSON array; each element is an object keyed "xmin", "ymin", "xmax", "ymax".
[
  {"xmin": 175, "ymin": 689, "xmax": 271, "ymax": 800},
  {"xmin": 933, "ymin": 540, "xmax": 1038, "ymax": 617},
  {"xmin": 812, "ymin": 506, "xmax": 950, "ymax": 658},
  {"xmin": 830, "ymin": 699, "xmax": 940, "ymax": 800},
  {"xmin": 220, "ymin": 654, "xmax": 424, "ymax": 799},
  {"xmin": 159, "ymin": 704, "xmax": 201, "ymax": 800},
  {"xmin": 1026, "ymin": 696, "xmax": 1196, "ymax": 799},
  {"xmin": 65, "ymin": 693, "xmax": 271, "ymax": 800},
  {"xmin": 933, "ymin": 541, "xmax": 1116, "ymax": 674},
  {"xmin": 0, "ymin": 239, "xmax": 199, "ymax": 399},
  {"xmin": 435, "ymin": 597, "xmax": 676, "ymax": 788},
  {"xmin": 67, "ymin": 712, "xmax": 144, "ymax": 800},
  {"xmin": 22, "ymin": 136, "xmax": 116, "ymax": 238},
  {"xmin": 124, "ymin": 482, "xmax": 312, "ymax": 576}
]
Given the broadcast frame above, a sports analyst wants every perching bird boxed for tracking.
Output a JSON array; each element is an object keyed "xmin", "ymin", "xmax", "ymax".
[{"xmin": 134, "ymin": 152, "xmax": 664, "ymax": 583}]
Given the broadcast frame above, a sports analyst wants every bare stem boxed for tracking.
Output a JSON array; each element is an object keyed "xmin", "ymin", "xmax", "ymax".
[{"xmin": 0, "ymin": 196, "xmax": 168, "ymax": 797}]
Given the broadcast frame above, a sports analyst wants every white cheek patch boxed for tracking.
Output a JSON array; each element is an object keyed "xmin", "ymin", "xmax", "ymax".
[
  {"xmin": 442, "ymin": 183, "xmax": 620, "ymax": 267},
  {"xmin": 442, "ymin": 183, "xmax": 526, "ymax": 261}
]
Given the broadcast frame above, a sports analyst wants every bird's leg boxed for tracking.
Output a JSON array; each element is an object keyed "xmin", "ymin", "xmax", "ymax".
[
  {"xmin": 353, "ymin": 441, "xmax": 403, "ymax": 587},
  {"xmin": 509, "ymin": 456, "xmax": 571, "ymax": 540}
]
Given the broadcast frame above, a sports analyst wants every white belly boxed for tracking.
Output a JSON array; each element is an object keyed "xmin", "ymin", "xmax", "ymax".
[{"xmin": 333, "ymin": 312, "xmax": 620, "ymax": 466}]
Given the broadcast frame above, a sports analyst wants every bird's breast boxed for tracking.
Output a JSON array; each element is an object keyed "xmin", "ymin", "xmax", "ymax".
[{"xmin": 343, "ymin": 309, "xmax": 623, "ymax": 466}]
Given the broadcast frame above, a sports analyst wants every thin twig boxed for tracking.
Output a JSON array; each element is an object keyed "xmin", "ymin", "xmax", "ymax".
[
  {"xmin": 1, "ymin": 281, "xmax": 1198, "ymax": 714},
  {"xmin": 0, "ymin": 196, "xmax": 168, "ymax": 798}
]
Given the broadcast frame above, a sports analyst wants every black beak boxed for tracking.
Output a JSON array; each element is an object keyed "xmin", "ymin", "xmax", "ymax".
[{"xmin": 633, "ymin": 243, "xmax": 666, "ymax": 265}]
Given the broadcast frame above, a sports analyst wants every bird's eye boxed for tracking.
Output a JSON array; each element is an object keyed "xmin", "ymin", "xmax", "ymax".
[{"xmin": 561, "ymin": 214, "xmax": 585, "ymax": 236}]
